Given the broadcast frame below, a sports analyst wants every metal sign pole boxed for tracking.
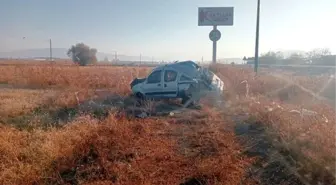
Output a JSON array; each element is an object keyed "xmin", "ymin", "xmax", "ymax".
[
  {"xmin": 212, "ymin": 26, "xmax": 217, "ymax": 63},
  {"xmin": 198, "ymin": 7, "xmax": 233, "ymax": 64}
]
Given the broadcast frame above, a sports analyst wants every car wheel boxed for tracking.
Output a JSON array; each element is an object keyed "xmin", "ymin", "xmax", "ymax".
[
  {"xmin": 136, "ymin": 92, "xmax": 144, "ymax": 99},
  {"xmin": 181, "ymin": 96, "xmax": 189, "ymax": 104},
  {"xmin": 181, "ymin": 96, "xmax": 195, "ymax": 107},
  {"xmin": 135, "ymin": 93, "xmax": 145, "ymax": 105}
]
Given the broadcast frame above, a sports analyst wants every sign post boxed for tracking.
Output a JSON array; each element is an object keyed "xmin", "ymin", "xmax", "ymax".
[
  {"xmin": 212, "ymin": 29, "xmax": 217, "ymax": 63},
  {"xmin": 254, "ymin": 0, "xmax": 261, "ymax": 74},
  {"xmin": 209, "ymin": 25, "xmax": 221, "ymax": 63},
  {"xmin": 198, "ymin": 7, "xmax": 234, "ymax": 63}
]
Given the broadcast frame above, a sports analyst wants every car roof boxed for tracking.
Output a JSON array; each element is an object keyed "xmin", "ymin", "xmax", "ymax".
[{"xmin": 153, "ymin": 61, "xmax": 201, "ymax": 78}]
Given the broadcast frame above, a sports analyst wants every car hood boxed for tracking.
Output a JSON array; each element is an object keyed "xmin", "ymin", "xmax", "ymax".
[{"xmin": 130, "ymin": 78, "xmax": 146, "ymax": 88}]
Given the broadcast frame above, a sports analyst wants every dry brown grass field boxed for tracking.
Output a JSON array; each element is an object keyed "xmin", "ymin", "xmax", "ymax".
[
  {"xmin": 211, "ymin": 64, "xmax": 335, "ymax": 184},
  {"xmin": 0, "ymin": 60, "xmax": 335, "ymax": 185},
  {"xmin": 0, "ymin": 60, "xmax": 255, "ymax": 185},
  {"xmin": 0, "ymin": 59, "xmax": 74, "ymax": 66}
]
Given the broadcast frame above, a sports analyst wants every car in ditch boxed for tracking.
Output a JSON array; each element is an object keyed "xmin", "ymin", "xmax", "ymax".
[{"xmin": 130, "ymin": 61, "xmax": 224, "ymax": 107}]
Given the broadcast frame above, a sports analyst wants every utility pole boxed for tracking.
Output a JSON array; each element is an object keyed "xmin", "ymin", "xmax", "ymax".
[
  {"xmin": 110, "ymin": 50, "xmax": 117, "ymax": 63},
  {"xmin": 140, "ymin": 54, "xmax": 142, "ymax": 65},
  {"xmin": 49, "ymin": 39, "xmax": 53, "ymax": 62},
  {"xmin": 254, "ymin": 0, "xmax": 260, "ymax": 73}
]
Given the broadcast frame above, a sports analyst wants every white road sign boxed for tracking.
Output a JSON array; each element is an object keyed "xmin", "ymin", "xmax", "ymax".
[{"xmin": 198, "ymin": 7, "xmax": 234, "ymax": 26}]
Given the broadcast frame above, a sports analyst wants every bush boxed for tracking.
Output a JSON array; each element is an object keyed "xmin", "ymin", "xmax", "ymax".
[{"xmin": 67, "ymin": 43, "xmax": 98, "ymax": 66}]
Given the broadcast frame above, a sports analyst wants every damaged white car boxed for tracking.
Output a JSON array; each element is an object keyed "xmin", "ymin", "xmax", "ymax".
[{"xmin": 130, "ymin": 61, "xmax": 224, "ymax": 107}]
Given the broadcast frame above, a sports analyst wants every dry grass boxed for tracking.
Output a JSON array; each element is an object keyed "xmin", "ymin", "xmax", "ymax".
[
  {"xmin": 212, "ymin": 64, "xmax": 336, "ymax": 184},
  {"xmin": 0, "ymin": 59, "xmax": 74, "ymax": 65},
  {"xmin": 0, "ymin": 61, "xmax": 256, "ymax": 185},
  {"xmin": 0, "ymin": 65, "xmax": 150, "ymax": 92},
  {"xmin": 0, "ymin": 112, "xmax": 253, "ymax": 185},
  {"xmin": 210, "ymin": 65, "xmax": 287, "ymax": 96},
  {"xmin": 0, "ymin": 60, "xmax": 151, "ymax": 117},
  {"xmin": 0, "ymin": 60, "xmax": 334, "ymax": 184},
  {"xmin": 291, "ymin": 75, "xmax": 335, "ymax": 92},
  {"xmin": 0, "ymin": 88, "xmax": 57, "ymax": 117}
]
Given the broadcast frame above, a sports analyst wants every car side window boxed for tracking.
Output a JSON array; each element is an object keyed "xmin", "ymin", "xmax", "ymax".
[
  {"xmin": 180, "ymin": 75, "xmax": 192, "ymax": 81},
  {"xmin": 147, "ymin": 70, "xmax": 162, "ymax": 84},
  {"xmin": 164, "ymin": 70, "xmax": 177, "ymax": 82}
]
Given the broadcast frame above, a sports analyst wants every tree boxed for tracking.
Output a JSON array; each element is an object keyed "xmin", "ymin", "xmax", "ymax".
[
  {"xmin": 283, "ymin": 52, "xmax": 306, "ymax": 65},
  {"xmin": 306, "ymin": 48, "xmax": 332, "ymax": 65},
  {"xmin": 275, "ymin": 51, "xmax": 285, "ymax": 60},
  {"xmin": 67, "ymin": 43, "xmax": 98, "ymax": 66},
  {"xmin": 318, "ymin": 55, "xmax": 336, "ymax": 66},
  {"xmin": 260, "ymin": 51, "xmax": 284, "ymax": 64}
]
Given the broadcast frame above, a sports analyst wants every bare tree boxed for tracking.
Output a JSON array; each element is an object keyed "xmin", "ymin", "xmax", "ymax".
[
  {"xmin": 260, "ymin": 51, "xmax": 284, "ymax": 64},
  {"xmin": 275, "ymin": 51, "xmax": 285, "ymax": 60},
  {"xmin": 67, "ymin": 43, "xmax": 98, "ymax": 66},
  {"xmin": 306, "ymin": 48, "xmax": 331, "ymax": 60},
  {"xmin": 285, "ymin": 52, "xmax": 306, "ymax": 65},
  {"xmin": 306, "ymin": 48, "xmax": 332, "ymax": 65}
]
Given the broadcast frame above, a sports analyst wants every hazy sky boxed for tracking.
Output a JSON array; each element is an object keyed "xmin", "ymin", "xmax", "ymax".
[{"xmin": 0, "ymin": 0, "xmax": 335, "ymax": 60}]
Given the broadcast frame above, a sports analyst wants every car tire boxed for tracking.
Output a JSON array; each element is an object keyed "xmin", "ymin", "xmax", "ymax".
[
  {"xmin": 136, "ymin": 92, "xmax": 144, "ymax": 99},
  {"xmin": 135, "ymin": 92, "xmax": 145, "ymax": 105},
  {"xmin": 181, "ymin": 96, "xmax": 189, "ymax": 105},
  {"xmin": 181, "ymin": 96, "xmax": 195, "ymax": 107}
]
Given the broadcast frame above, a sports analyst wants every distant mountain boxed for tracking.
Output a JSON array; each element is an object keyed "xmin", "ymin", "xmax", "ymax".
[
  {"xmin": 0, "ymin": 48, "xmax": 67, "ymax": 59},
  {"xmin": 0, "ymin": 48, "xmax": 152, "ymax": 61}
]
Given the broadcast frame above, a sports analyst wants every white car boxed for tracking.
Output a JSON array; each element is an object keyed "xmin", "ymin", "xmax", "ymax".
[{"xmin": 130, "ymin": 61, "xmax": 224, "ymax": 106}]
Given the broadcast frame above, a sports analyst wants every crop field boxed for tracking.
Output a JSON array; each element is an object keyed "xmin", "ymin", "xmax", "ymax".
[{"xmin": 0, "ymin": 60, "xmax": 335, "ymax": 185}]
